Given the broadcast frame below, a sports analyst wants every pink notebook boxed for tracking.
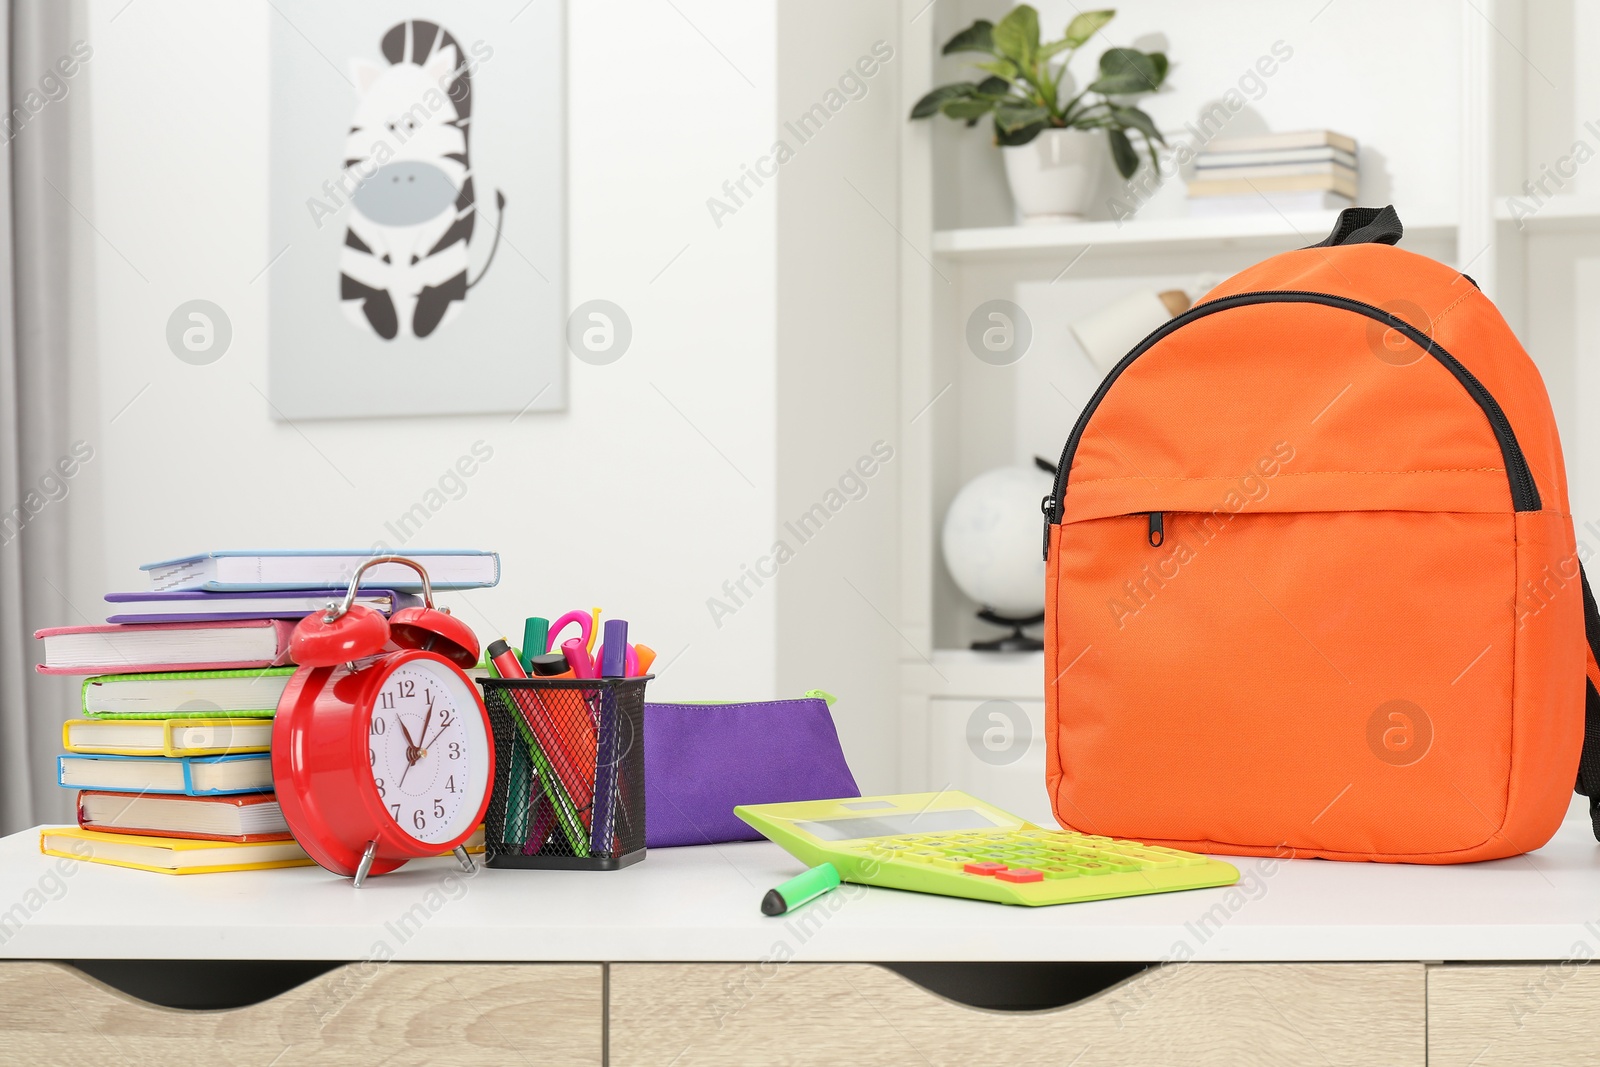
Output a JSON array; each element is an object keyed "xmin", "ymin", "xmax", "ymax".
[{"xmin": 34, "ymin": 619, "xmax": 296, "ymax": 675}]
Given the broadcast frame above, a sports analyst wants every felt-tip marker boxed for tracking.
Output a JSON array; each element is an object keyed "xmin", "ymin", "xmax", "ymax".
[
  {"xmin": 761, "ymin": 862, "xmax": 842, "ymax": 916},
  {"xmin": 487, "ymin": 638, "xmax": 527, "ymax": 679}
]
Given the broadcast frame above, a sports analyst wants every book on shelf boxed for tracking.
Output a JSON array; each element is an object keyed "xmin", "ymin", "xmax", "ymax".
[
  {"xmin": 81, "ymin": 668, "xmax": 294, "ymax": 718},
  {"xmin": 63, "ymin": 718, "xmax": 273, "ymax": 757},
  {"xmin": 57, "ymin": 752, "xmax": 273, "ymax": 796},
  {"xmin": 40, "ymin": 826, "xmax": 313, "ymax": 874},
  {"xmin": 1185, "ymin": 190, "xmax": 1354, "ymax": 217},
  {"xmin": 76, "ymin": 790, "xmax": 291, "ymax": 842},
  {"xmin": 34, "ymin": 619, "xmax": 296, "ymax": 675},
  {"xmin": 1189, "ymin": 161, "xmax": 1357, "ymax": 183},
  {"xmin": 1195, "ymin": 145, "xmax": 1358, "ymax": 170},
  {"xmin": 1186, "ymin": 172, "xmax": 1359, "ymax": 200},
  {"xmin": 141, "ymin": 549, "xmax": 501, "ymax": 592},
  {"xmin": 105, "ymin": 588, "xmax": 420, "ymax": 624},
  {"xmin": 1199, "ymin": 129, "xmax": 1357, "ymax": 154}
]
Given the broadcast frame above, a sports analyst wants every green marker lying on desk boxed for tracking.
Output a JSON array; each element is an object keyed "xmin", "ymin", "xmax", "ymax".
[{"xmin": 762, "ymin": 862, "xmax": 842, "ymax": 916}]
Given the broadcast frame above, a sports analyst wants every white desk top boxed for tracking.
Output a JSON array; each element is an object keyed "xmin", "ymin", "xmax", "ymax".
[{"xmin": 4, "ymin": 798, "xmax": 1599, "ymax": 963}]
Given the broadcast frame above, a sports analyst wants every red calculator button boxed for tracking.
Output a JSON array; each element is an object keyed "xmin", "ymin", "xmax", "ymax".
[
  {"xmin": 963, "ymin": 862, "xmax": 1006, "ymax": 876},
  {"xmin": 996, "ymin": 868, "xmax": 1043, "ymax": 883}
]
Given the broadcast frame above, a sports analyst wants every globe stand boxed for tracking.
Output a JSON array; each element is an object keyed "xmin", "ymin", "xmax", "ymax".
[{"xmin": 972, "ymin": 609, "xmax": 1045, "ymax": 652}]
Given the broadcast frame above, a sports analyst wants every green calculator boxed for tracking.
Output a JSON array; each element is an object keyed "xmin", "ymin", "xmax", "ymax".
[{"xmin": 734, "ymin": 791, "xmax": 1239, "ymax": 907}]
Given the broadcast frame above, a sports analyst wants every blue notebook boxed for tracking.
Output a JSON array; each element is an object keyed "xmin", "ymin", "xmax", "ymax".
[
  {"xmin": 141, "ymin": 550, "xmax": 500, "ymax": 592},
  {"xmin": 57, "ymin": 753, "xmax": 273, "ymax": 796}
]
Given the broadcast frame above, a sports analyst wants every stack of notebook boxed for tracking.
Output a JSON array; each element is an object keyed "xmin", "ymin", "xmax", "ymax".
[
  {"xmin": 35, "ymin": 549, "xmax": 500, "ymax": 874},
  {"xmin": 1186, "ymin": 130, "xmax": 1358, "ymax": 217}
]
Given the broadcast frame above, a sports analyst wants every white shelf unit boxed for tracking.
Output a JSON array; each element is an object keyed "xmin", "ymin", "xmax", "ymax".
[
  {"xmin": 933, "ymin": 211, "xmax": 1458, "ymax": 261},
  {"xmin": 894, "ymin": 0, "xmax": 1597, "ymax": 800}
]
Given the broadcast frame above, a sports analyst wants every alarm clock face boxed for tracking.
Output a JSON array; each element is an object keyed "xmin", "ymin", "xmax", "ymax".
[{"xmin": 365, "ymin": 659, "xmax": 489, "ymax": 846}]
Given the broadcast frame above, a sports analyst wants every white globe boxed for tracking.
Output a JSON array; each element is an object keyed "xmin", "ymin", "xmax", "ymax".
[{"xmin": 941, "ymin": 465, "xmax": 1054, "ymax": 617}]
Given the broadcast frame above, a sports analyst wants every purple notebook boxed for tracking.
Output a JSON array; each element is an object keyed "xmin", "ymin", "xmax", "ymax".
[{"xmin": 105, "ymin": 588, "xmax": 420, "ymax": 624}]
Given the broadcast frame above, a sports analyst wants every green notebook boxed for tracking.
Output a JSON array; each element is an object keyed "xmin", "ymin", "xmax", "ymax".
[{"xmin": 81, "ymin": 667, "xmax": 295, "ymax": 719}]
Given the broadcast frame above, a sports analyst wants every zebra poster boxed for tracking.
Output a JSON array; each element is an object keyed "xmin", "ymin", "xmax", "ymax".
[{"xmin": 268, "ymin": 2, "xmax": 564, "ymax": 419}]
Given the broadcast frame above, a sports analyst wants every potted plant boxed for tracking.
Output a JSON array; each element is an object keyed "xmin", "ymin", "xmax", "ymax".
[{"xmin": 910, "ymin": 6, "xmax": 1169, "ymax": 224}]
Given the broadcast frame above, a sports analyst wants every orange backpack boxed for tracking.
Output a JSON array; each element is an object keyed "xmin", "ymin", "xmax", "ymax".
[{"xmin": 1042, "ymin": 206, "xmax": 1600, "ymax": 863}]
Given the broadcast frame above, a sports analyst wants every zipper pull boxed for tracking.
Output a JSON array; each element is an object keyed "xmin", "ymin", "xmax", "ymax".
[
  {"xmin": 1041, "ymin": 495, "xmax": 1056, "ymax": 561},
  {"xmin": 1147, "ymin": 511, "xmax": 1164, "ymax": 547},
  {"xmin": 803, "ymin": 689, "xmax": 837, "ymax": 707}
]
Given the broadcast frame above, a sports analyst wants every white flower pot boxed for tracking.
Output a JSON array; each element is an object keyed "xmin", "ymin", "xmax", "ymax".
[{"xmin": 1001, "ymin": 127, "xmax": 1104, "ymax": 225}]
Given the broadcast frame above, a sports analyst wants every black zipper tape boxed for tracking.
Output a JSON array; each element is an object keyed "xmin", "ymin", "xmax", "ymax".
[{"xmin": 1043, "ymin": 290, "xmax": 1541, "ymax": 560}]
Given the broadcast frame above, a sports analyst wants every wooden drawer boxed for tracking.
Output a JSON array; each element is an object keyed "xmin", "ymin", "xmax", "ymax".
[
  {"xmin": 610, "ymin": 961, "xmax": 1425, "ymax": 1066},
  {"xmin": 0, "ymin": 961, "xmax": 602, "ymax": 1065},
  {"xmin": 1428, "ymin": 963, "xmax": 1600, "ymax": 1066}
]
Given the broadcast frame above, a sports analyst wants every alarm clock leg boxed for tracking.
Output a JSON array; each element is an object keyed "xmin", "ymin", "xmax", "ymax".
[
  {"xmin": 453, "ymin": 845, "xmax": 476, "ymax": 873},
  {"xmin": 352, "ymin": 840, "xmax": 379, "ymax": 888}
]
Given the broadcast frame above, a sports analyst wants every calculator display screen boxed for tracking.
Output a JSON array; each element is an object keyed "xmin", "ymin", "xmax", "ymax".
[{"xmin": 793, "ymin": 809, "xmax": 1001, "ymax": 841}]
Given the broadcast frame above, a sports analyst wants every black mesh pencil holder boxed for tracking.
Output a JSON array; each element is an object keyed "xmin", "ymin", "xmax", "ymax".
[{"xmin": 477, "ymin": 676, "xmax": 649, "ymax": 870}]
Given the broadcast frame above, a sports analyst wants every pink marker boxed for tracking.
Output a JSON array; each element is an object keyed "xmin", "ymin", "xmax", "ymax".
[{"xmin": 562, "ymin": 637, "xmax": 597, "ymax": 679}]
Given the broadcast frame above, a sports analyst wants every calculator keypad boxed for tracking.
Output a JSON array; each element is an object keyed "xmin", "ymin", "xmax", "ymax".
[{"xmin": 845, "ymin": 828, "xmax": 1208, "ymax": 891}]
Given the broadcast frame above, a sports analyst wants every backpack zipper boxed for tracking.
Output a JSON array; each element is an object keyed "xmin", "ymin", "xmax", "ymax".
[
  {"xmin": 1042, "ymin": 289, "xmax": 1541, "ymax": 560},
  {"xmin": 1147, "ymin": 511, "xmax": 1164, "ymax": 547}
]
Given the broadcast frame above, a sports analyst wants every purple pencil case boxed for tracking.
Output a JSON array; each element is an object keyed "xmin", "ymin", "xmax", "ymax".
[{"xmin": 644, "ymin": 694, "xmax": 860, "ymax": 848}]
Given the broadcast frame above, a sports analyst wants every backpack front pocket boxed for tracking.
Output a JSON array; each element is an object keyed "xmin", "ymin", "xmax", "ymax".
[{"xmin": 1047, "ymin": 508, "xmax": 1519, "ymax": 858}]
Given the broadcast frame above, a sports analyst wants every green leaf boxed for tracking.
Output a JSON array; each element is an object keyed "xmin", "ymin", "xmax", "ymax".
[
  {"xmin": 1108, "ymin": 127, "xmax": 1139, "ymax": 177},
  {"xmin": 1147, "ymin": 52, "xmax": 1169, "ymax": 86},
  {"xmin": 975, "ymin": 75, "xmax": 1012, "ymax": 96},
  {"xmin": 992, "ymin": 5, "xmax": 1040, "ymax": 65},
  {"xmin": 909, "ymin": 82, "xmax": 976, "ymax": 120},
  {"xmin": 994, "ymin": 102, "xmax": 1051, "ymax": 133},
  {"xmin": 942, "ymin": 19, "xmax": 995, "ymax": 55},
  {"xmin": 1064, "ymin": 9, "xmax": 1115, "ymax": 48},
  {"xmin": 973, "ymin": 59, "xmax": 1019, "ymax": 81},
  {"xmin": 1109, "ymin": 104, "xmax": 1164, "ymax": 144},
  {"xmin": 995, "ymin": 119, "xmax": 1049, "ymax": 146},
  {"xmin": 1088, "ymin": 47, "xmax": 1161, "ymax": 95},
  {"xmin": 942, "ymin": 97, "xmax": 998, "ymax": 121},
  {"xmin": 1038, "ymin": 38, "xmax": 1072, "ymax": 61}
]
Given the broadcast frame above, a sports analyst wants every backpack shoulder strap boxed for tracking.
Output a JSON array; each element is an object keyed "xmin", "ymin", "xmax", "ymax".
[{"xmin": 1575, "ymin": 565, "xmax": 1600, "ymax": 840}]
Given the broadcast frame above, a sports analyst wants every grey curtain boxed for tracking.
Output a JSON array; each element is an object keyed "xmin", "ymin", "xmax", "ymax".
[{"xmin": 0, "ymin": 1, "xmax": 81, "ymax": 835}]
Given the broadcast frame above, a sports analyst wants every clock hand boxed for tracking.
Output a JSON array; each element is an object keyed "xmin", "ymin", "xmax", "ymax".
[
  {"xmin": 397, "ymin": 715, "xmax": 420, "ymax": 764},
  {"xmin": 419, "ymin": 718, "xmax": 452, "ymax": 755},
  {"xmin": 415, "ymin": 707, "xmax": 433, "ymax": 760}
]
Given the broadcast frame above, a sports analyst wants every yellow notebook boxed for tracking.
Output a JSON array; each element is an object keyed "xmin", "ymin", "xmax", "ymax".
[
  {"xmin": 41, "ymin": 827, "xmax": 313, "ymax": 874},
  {"xmin": 62, "ymin": 717, "xmax": 273, "ymax": 757},
  {"xmin": 42, "ymin": 826, "xmax": 487, "ymax": 875}
]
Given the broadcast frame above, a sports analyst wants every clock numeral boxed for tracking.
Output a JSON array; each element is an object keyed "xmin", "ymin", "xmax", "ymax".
[
  {"xmin": 448, "ymin": 741, "xmax": 461, "ymax": 760},
  {"xmin": 368, "ymin": 748, "xmax": 376, "ymax": 767},
  {"xmin": 399, "ymin": 680, "xmax": 416, "ymax": 698},
  {"xmin": 439, "ymin": 709, "xmax": 454, "ymax": 728},
  {"xmin": 374, "ymin": 777, "xmax": 385, "ymax": 798},
  {"xmin": 446, "ymin": 775, "xmax": 458, "ymax": 794},
  {"xmin": 425, "ymin": 688, "xmax": 435, "ymax": 711},
  {"xmin": 370, "ymin": 717, "xmax": 385, "ymax": 735},
  {"xmin": 412, "ymin": 809, "xmax": 426, "ymax": 831},
  {"xmin": 433, "ymin": 799, "xmax": 445, "ymax": 819},
  {"xmin": 389, "ymin": 803, "xmax": 400, "ymax": 820},
  {"xmin": 379, "ymin": 692, "xmax": 395, "ymax": 711}
]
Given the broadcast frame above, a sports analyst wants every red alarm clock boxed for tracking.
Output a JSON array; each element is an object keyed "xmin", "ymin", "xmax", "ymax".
[{"xmin": 272, "ymin": 556, "xmax": 494, "ymax": 886}]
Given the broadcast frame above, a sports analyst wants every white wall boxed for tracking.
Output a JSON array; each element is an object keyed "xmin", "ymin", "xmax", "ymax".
[
  {"xmin": 65, "ymin": 0, "xmax": 910, "ymax": 806},
  {"xmin": 773, "ymin": 4, "xmax": 903, "ymax": 792},
  {"xmin": 80, "ymin": 0, "xmax": 779, "ymax": 698}
]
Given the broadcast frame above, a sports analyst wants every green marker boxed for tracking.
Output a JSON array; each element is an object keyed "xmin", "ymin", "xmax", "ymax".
[
  {"xmin": 520, "ymin": 617, "xmax": 549, "ymax": 673},
  {"xmin": 761, "ymin": 863, "xmax": 842, "ymax": 916}
]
